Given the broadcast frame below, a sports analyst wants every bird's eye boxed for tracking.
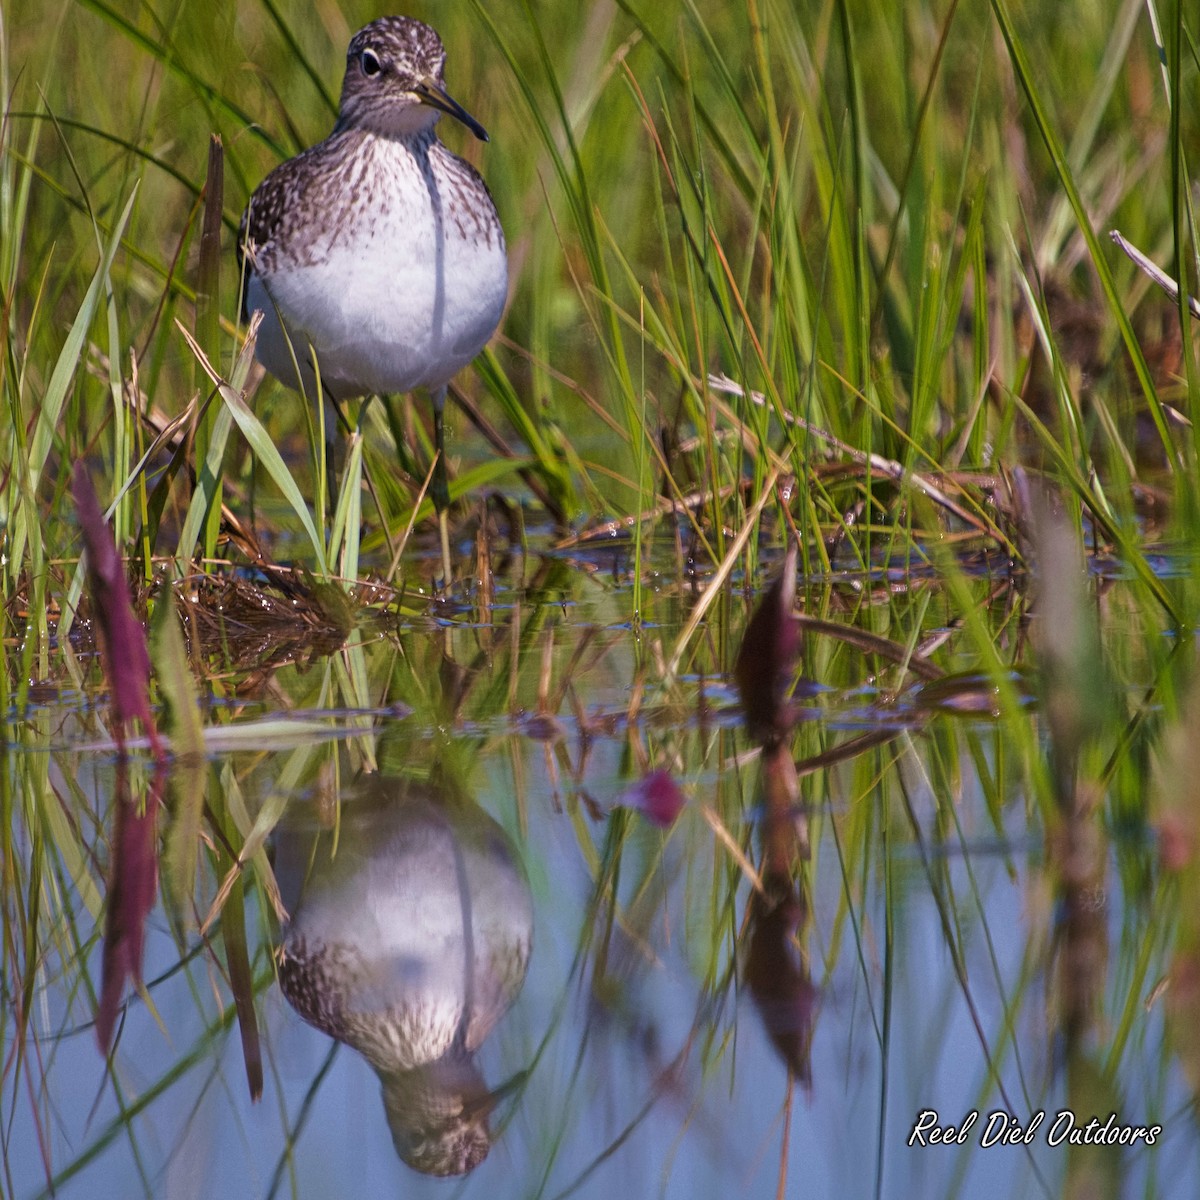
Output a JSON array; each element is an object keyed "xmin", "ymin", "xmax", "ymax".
[{"xmin": 360, "ymin": 48, "xmax": 382, "ymax": 76}]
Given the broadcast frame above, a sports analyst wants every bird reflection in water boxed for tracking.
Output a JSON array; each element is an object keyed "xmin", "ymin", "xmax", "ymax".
[{"xmin": 273, "ymin": 774, "xmax": 532, "ymax": 1176}]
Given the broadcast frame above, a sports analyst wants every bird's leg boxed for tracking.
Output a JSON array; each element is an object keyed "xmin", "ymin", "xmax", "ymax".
[{"xmin": 431, "ymin": 384, "xmax": 453, "ymax": 586}]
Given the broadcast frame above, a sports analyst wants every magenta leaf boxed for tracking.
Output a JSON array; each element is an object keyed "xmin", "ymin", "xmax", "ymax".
[
  {"xmin": 735, "ymin": 542, "xmax": 800, "ymax": 747},
  {"xmin": 617, "ymin": 768, "xmax": 687, "ymax": 827},
  {"xmin": 72, "ymin": 465, "xmax": 162, "ymax": 759},
  {"xmin": 75, "ymin": 466, "xmax": 166, "ymax": 1051},
  {"xmin": 96, "ymin": 758, "xmax": 164, "ymax": 1051},
  {"xmin": 745, "ymin": 870, "xmax": 818, "ymax": 1087}
]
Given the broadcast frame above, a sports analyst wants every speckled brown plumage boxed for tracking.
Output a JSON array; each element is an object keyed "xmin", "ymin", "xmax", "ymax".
[{"xmin": 239, "ymin": 128, "xmax": 502, "ymax": 283}]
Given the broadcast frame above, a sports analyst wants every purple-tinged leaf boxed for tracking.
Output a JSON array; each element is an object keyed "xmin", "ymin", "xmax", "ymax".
[
  {"xmin": 735, "ymin": 542, "xmax": 800, "ymax": 747},
  {"xmin": 617, "ymin": 768, "xmax": 687, "ymax": 827},
  {"xmin": 745, "ymin": 869, "xmax": 818, "ymax": 1088},
  {"xmin": 72, "ymin": 465, "xmax": 163, "ymax": 761},
  {"xmin": 97, "ymin": 758, "xmax": 164, "ymax": 1051}
]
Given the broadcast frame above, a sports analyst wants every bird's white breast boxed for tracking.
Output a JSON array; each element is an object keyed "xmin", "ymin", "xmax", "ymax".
[{"xmin": 249, "ymin": 135, "xmax": 507, "ymax": 401}]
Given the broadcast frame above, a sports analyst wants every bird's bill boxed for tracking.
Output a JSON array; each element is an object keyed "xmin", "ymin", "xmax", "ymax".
[
  {"xmin": 412, "ymin": 78, "xmax": 489, "ymax": 142},
  {"xmin": 460, "ymin": 1068, "xmax": 529, "ymax": 1120}
]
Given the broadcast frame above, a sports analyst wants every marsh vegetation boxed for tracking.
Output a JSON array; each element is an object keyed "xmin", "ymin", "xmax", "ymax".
[{"xmin": 1, "ymin": 0, "xmax": 1199, "ymax": 1196}]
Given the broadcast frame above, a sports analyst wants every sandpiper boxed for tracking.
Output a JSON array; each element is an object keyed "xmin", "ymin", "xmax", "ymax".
[{"xmin": 239, "ymin": 16, "xmax": 508, "ymax": 580}]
